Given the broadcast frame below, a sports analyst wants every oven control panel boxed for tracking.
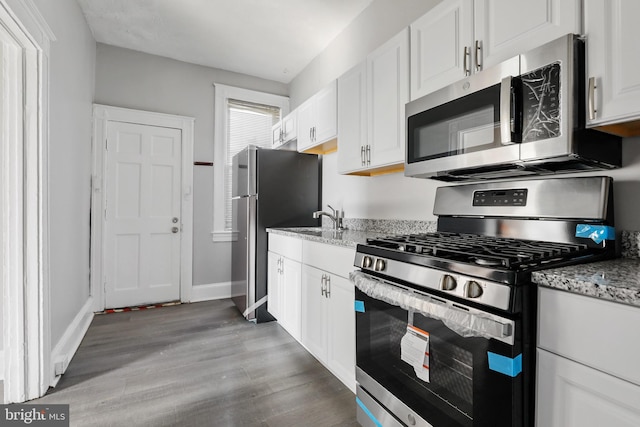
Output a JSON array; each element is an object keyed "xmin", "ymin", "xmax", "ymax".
[
  {"xmin": 355, "ymin": 253, "xmax": 512, "ymax": 311},
  {"xmin": 473, "ymin": 189, "xmax": 527, "ymax": 206}
]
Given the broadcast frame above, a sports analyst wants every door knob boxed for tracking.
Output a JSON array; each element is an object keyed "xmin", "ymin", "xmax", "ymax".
[
  {"xmin": 172, "ymin": 217, "xmax": 179, "ymax": 223},
  {"xmin": 172, "ymin": 227, "xmax": 179, "ymax": 233}
]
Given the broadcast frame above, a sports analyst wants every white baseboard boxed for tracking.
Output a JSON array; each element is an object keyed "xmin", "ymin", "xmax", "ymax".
[
  {"xmin": 190, "ymin": 282, "xmax": 234, "ymax": 302},
  {"xmin": 50, "ymin": 296, "xmax": 94, "ymax": 387}
]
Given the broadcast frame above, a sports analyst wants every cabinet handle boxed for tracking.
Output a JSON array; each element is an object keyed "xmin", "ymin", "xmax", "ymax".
[
  {"xmin": 325, "ymin": 275, "xmax": 331, "ymax": 298},
  {"xmin": 313, "ymin": 126, "xmax": 317, "ymax": 142},
  {"xmin": 475, "ymin": 40, "xmax": 482, "ymax": 72},
  {"xmin": 588, "ymin": 77, "xmax": 597, "ymax": 121},
  {"xmin": 366, "ymin": 145, "xmax": 371, "ymax": 165},
  {"xmin": 320, "ymin": 274, "xmax": 326, "ymax": 296},
  {"xmin": 464, "ymin": 46, "xmax": 471, "ymax": 76},
  {"xmin": 361, "ymin": 146, "xmax": 365, "ymax": 166}
]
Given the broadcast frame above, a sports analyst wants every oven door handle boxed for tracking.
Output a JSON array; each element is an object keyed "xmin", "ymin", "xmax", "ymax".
[{"xmin": 351, "ymin": 271, "xmax": 514, "ymax": 343}]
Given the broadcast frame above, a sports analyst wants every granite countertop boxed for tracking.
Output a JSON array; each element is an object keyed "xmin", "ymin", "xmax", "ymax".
[
  {"xmin": 268, "ymin": 221, "xmax": 640, "ymax": 309},
  {"xmin": 266, "ymin": 227, "xmax": 385, "ymax": 248},
  {"xmin": 532, "ymin": 258, "xmax": 640, "ymax": 308}
]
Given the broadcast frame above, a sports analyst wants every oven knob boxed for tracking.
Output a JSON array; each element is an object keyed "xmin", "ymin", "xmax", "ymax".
[
  {"xmin": 439, "ymin": 274, "xmax": 457, "ymax": 291},
  {"xmin": 361, "ymin": 256, "xmax": 373, "ymax": 269},
  {"xmin": 374, "ymin": 258, "xmax": 386, "ymax": 272},
  {"xmin": 464, "ymin": 280, "xmax": 484, "ymax": 298}
]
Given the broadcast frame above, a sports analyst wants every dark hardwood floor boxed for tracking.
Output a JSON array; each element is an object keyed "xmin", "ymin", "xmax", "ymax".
[{"xmin": 32, "ymin": 299, "xmax": 357, "ymax": 426}]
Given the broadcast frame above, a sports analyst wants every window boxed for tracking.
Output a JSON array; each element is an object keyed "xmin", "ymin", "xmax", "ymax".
[
  {"xmin": 224, "ymin": 99, "xmax": 280, "ymax": 230},
  {"xmin": 212, "ymin": 84, "xmax": 289, "ymax": 241}
]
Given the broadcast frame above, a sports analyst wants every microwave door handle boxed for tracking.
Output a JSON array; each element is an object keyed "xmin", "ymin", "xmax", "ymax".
[{"xmin": 500, "ymin": 76, "xmax": 513, "ymax": 144}]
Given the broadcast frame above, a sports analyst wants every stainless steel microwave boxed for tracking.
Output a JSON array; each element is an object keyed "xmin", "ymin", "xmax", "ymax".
[{"xmin": 405, "ymin": 34, "xmax": 622, "ymax": 181}]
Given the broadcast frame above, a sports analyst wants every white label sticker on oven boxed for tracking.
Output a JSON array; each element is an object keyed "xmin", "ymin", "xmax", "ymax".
[{"xmin": 400, "ymin": 325, "xmax": 430, "ymax": 383}]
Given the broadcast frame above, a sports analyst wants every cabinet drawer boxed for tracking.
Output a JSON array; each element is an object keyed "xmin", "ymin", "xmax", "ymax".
[
  {"xmin": 302, "ymin": 240, "xmax": 356, "ymax": 278},
  {"xmin": 538, "ymin": 287, "xmax": 640, "ymax": 386},
  {"xmin": 268, "ymin": 233, "xmax": 302, "ymax": 262}
]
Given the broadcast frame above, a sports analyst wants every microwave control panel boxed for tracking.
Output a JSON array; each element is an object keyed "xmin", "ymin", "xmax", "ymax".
[{"xmin": 473, "ymin": 189, "xmax": 528, "ymax": 206}]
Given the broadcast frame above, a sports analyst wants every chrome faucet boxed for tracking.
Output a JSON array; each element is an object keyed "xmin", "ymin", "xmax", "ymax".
[{"xmin": 312, "ymin": 204, "xmax": 345, "ymax": 231}]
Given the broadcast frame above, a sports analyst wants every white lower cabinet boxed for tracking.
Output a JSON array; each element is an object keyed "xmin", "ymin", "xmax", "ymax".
[
  {"xmin": 536, "ymin": 348, "xmax": 640, "ymax": 427},
  {"xmin": 536, "ymin": 287, "xmax": 640, "ymax": 427},
  {"xmin": 268, "ymin": 233, "xmax": 356, "ymax": 391},
  {"xmin": 267, "ymin": 234, "xmax": 303, "ymax": 341},
  {"xmin": 301, "ymin": 264, "xmax": 355, "ymax": 392},
  {"xmin": 301, "ymin": 240, "xmax": 356, "ymax": 391}
]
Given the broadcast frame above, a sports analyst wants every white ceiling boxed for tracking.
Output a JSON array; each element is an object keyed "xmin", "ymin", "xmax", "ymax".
[{"xmin": 77, "ymin": 0, "xmax": 374, "ymax": 83}]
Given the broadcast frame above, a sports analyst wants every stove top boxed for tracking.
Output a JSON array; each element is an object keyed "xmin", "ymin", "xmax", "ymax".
[
  {"xmin": 353, "ymin": 177, "xmax": 617, "ymax": 312},
  {"xmin": 364, "ymin": 232, "xmax": 597, "ymax": 271}
]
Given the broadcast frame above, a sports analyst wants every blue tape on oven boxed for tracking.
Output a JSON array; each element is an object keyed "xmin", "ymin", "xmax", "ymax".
[
  {"xmin": 575, "ymin": 224, "xmax": 615, "ymax": 244},
  {"xmin": 356, "ymin": 397, "xmax": 383, "ymax": 427},
  {"xmin": 355, "ymin": 300, "xmax": 365, "ymax": 313},
  {"xmin": 487, "ymin": 352, "xmax": 522, "ymax": 377}
]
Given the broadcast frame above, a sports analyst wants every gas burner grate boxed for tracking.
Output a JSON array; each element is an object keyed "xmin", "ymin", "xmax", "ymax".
[{"xmin": 365, "ymin": 232, "xmax": 590, "ymax": 269}]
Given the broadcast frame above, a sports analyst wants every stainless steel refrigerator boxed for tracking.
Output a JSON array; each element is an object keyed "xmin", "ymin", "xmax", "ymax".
[{"xmin": 231, "ymin": 145, "xmax": 320, "ymax": 322}]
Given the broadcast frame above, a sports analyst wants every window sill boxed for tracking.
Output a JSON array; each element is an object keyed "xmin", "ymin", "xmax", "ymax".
[{"xmin": 211, "ymin": 230, "xmax": 238, "ymax": 242}]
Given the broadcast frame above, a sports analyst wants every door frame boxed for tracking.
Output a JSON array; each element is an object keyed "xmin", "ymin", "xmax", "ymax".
[
  {"xmin": 91, "ymin": 104, "xmax": 195, "ymax": 312},
  {"xmin": 1, "ymin": 0, "xmax": 54, "ymax": 402}
]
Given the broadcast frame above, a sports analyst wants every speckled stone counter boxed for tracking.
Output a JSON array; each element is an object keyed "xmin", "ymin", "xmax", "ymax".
[
  {"xmin": 533, "ymin": 230, "xmax": 640, "ymax": 308},
  {"xmin": 266, "ymin": 227, "xmax": 382, "ymax": 248},
  {"xmin": 267, "ymin": 219, "xmax": 437, "ymax": 248},
  {"xmin": 532, "ymin": 258, "xmax": 640, "ymax": 308},
  {"xmin": 270, "ymin": 220, "xmax": 640, "ymax": 308}
]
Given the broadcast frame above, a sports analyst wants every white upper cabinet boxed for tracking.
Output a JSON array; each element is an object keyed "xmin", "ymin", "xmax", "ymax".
[
  {"xmin": 337, "ymin": 62, "xmax": 367, "ymax": 174},
  {"xmin": 272, "ymin": 110, "xmax": 297, "ymax": 149},
  {"xmin": 585, "ymin": 0, "xmax": 640, "ymax": 131},
  {"xmin": 410, "ymin": 0, "xmax": 473, "ymax": 100},
  {"xmin": 410, "ymin": 0, "xmax": 580, "ymax": 100},
  {"xmin": 474, "ymin": 0, "xmax": 580, "ymax": 70},
  {"xmin": 338, "ymin": 28, "xmax": 409, "ymax": 175},
  {"xmin": 297, "ymin": 81, "xmax": 338, "ymax": 154}
]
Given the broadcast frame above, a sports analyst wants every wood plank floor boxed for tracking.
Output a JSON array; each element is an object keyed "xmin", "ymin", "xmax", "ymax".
[{"xmin": 32, "ymin": 299, "xmax": 357, "ymax": 426}]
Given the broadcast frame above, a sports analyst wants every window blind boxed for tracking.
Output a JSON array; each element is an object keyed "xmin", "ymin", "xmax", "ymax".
[{"xmin": 224, "ymin": 98, "xmax": 280, "ymax": 230}]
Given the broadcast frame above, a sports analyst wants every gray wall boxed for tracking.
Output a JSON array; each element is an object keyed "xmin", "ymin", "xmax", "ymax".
[
  {"xmin": 32, "ymin": 0, "xmax": 96, "ymax": 347},
  {"xmin": 289, "ymin": 0, "xmax": 640, "ymax": 232},
  {"xmin": 94, "ymin": 44, "xmax": 288, "ymax": 286},
  {"xmin": 289, "ymin": 0, "xmax": 441, "ymax": 108}
]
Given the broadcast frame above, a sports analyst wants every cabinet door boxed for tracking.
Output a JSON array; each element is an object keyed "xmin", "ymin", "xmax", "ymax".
[
  {"xmin": 368, "ymin": 28, "xmax": 409, "ymax": 169},
  {"xmin": 474, "ymin": 0, "xmax": 580, "ymax": 71},
  {"xmin": 282, "ymin": 111, "xmax": 297, "ymax": 143},
  {"xmin": 410, "ymin": 0, "xmax": 473, "ymax": 100},
  {"xmin": 271, "ymin": 122, "xmax": 283, "ymax": 148},
  {"xmin": 314, "ymin": 80, "xmax": 338, "ymax": 144},
  {"xmin": 326, "ymin": 274, "xmax": 356, "ymax": 392},
  {"xmin": 296, "ymin": 98, "xmax": 315, "ymax": 152},
  {"xmin": 281, "ymin": 257, "xmax": 302, "ymax": 341},
  {"xmin": 301, "ymin": 264, "xmax": 328, "ymax": 362},
  {"xmin": 337, "ymin": 62, "xmax": 367, "ymax": 174},
  {"xmin": 536, "ymin": 349, "xmax": 640, "ymax": 427},
  {"xmin": 267, "ymin": 252, "xmax": 282, "ymax": 320},
  {"xmin": 585, "ymin": 0, "xmax": 640, "ymax": 126}
]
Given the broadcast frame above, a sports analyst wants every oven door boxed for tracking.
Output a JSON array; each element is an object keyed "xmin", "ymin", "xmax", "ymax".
[
  {"xmin": 354, "ymin": 275, "xmax": 526, "ymax": 427},
  {"xmin": 404, "ymin": 56, "xmax": 522, "ymax": 180}
]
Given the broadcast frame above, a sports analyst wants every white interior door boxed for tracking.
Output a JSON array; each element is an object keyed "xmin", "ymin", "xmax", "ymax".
[{"xmin": 104, "ymin": 121, "xmax": 182, "ymax": 308}]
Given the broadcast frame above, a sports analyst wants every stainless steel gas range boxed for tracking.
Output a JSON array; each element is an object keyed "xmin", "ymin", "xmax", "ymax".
[{"xmin": 352, "ymin": 176, "xmax": 617, "ymax": 427}]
